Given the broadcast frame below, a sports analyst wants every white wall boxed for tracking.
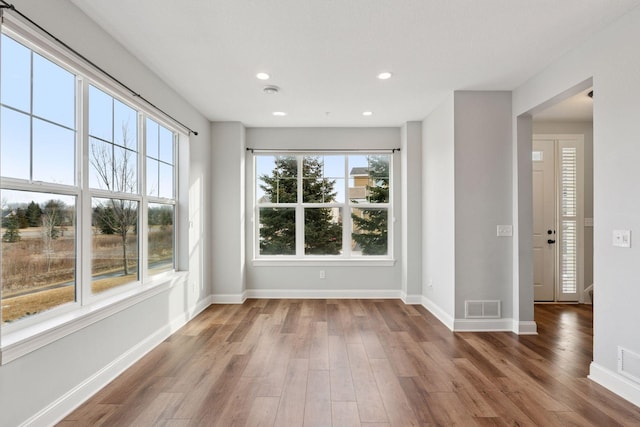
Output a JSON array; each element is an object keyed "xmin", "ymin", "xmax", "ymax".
[
  {"xmin": 514, "ymin": 5, "xmax": 640, "ymax": 406},
  {"xmin": 421, "ymin": 92, "xmax": 513, "ymax": 329},
  {"xmin": 422, "ymin": 94, "xmax": 456, "ymax": 325},
  {"xmin": 454, "ymin": 92, "xmax": 513, "ymax": 320},
  {"xmin": 0, "ymin": 1, "xmax": 212, "ymax": 426},
  {"xmin": 211, "ymin": 122, "xmax": 246, "ymax": 300},
  {"xmin": 243, "ymin": 127, "xmax": 402, "ymax": 297},
  {"xmin": 532, "ymin": 121, "xmax": 594, "ymax": 295},
  {"xmin": 401, "ymin": 122, "xmax": 423, "ymax": 301}
]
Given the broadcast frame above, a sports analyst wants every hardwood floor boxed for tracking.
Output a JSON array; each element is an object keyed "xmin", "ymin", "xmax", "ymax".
[{"xmin": 59, "ymin": 300, "xmax": 640, "ymax": 426}]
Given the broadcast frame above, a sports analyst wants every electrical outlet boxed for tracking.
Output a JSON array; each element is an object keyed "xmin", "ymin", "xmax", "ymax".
[
  {"xmin": 497, "ymin": 225, "xmax": 513, "ymax": 237},
  {"xmin": 319, "ymin": 270, "xmax": 325, "ymax": 279}
]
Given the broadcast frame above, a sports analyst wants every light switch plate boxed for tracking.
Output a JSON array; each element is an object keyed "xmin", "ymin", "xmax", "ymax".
[
  {"xmin": 613, "ymin": 230, "xmax": 631, "ymax": 248},
  {"xmin": 497, "ymin": 225, "xmax": 513, "ymax": 237}
]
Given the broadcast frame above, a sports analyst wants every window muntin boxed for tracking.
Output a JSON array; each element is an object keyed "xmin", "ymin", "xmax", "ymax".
[
  {"xmin": 303, "ymin": 155, "xmax": 344, "ymax": 203},
  {"xmin": 1, "ymin": 34, "xmax": 31, "ymax": 112},
  {"xmin": 256, "ymin": 155, "xmax": 297, "ymax": 203},
  {"xmin": 0, "ymin": 106, "xmax": 30, "ymax": 180},
  {"xmin": 255, "ymin": 153, "xmax": 391, "ymax": 258},
  {"xmin": 1, "ymin": 190, "xmax": 76, "ymax": 323},
  {"xmin": 0, "ymin": 34, "xmax": 76, "ymax": 186},
  {"xmin": 0, "ymin": 28, "xmax": 181, "ymax": 330},
  {"xmin": 89, "ymin": 85, "xmax": 138, "ymax": 193},
  {"xmin": 146, "ymin": 118, "xmax": 175, "ymax": 199}
]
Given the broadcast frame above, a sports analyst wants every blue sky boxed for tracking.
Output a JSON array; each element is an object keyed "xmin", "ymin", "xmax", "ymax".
[{"xmin": 1, "ymin": 34, "xmax": 175, "ymax": 206}]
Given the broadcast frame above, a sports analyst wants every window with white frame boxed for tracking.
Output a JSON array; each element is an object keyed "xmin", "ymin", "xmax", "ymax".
[
  {"xmin": 0, "ymin": 30, "xmax": 178, "ymax": 327},
  {"xmin": 255, "ymin": 153, "xmax": 391, "ymax": 258}
]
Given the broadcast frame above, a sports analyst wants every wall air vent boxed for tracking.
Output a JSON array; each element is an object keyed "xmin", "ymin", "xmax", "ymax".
[
  {"xmin": 618, "ymin": 346, "xmax": 640, "ymax": 384},
  {"xmin": 465, "ymin": 300, "xmax": 501, "ymax": 319}
]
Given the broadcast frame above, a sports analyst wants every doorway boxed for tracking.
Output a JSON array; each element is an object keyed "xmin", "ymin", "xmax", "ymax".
[{"xmin": 532, "ymin": 134, "xmax": 585, "ymax": 302}]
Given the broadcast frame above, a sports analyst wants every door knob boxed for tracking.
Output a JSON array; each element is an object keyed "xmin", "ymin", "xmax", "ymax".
[{"xmin": 547, "ymin": 239, "xmax": 556, "ymax": 244}]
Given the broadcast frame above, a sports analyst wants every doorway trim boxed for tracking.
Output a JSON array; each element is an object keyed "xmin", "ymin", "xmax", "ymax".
[
  {"xmin": 533, "ymin": 134, "xmax": 585, "ymax": 303},
  {"xmin": 513, "ymin": 77, "xmax": 593, "ymax": 335}
]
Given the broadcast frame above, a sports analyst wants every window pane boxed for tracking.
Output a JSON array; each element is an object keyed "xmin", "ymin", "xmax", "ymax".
[
  {"xmin": 1, "ymin": 106, "xmax": 30, "ymax": 180},
  {"xmin": 1, "ymin": 34, "xmax": 31, "ymax": 113},
  {"xmin": 89, "ymin": 137, "xmax": 112, "ymax": 189},
  {"xmin": 91, "ymin": 198, "xmax": 139, "ymax": 294},
  {"xmin": 1, "ymin": 190, "xmax": 76, "ymax": 324},
  {"xmin": 114, "ymin": 146, "xmax": 137, "ymax": 193},
  {"xmin": 32, "ymin": 118, "xmax": 75, "ymax": 185},
  {"xmin": 158, "ymin": 126, "xmax": 173, "ymax": 163},
  {"xmin": 259, "ymin": 207, "xmax": 295, "ymax": 255},
  {"xmin": 146, "ymin": 159, "xmax": 159, "ymax": 197},
  {"xmin": 159, "ymin": 162, "xmax": 174, "ymax": 199},
  {"xmin": 305, "ymin": 207, "xmax": 342, "ymax": 255},
  {"xmin": 303, "ymin": 155, "xmax": 343, "ymax": 203},
  {"xmin": 89, "ymin": 85, "xmax": 113, "ymax": 142},
  {"xmin": 146, "ymin": 118, "xmax": 159, "ymax": 159},
  {"xmin": 148, "ymin": 203, "xmax": 174, "ymax": 275},
  {"xmin": 33, "ymin": 53, "xmax": 75, "ymax": 129},
  {"xmin": 349, "ymin": 155, "xmax": 390, "ymax": 203},
  {"xmin": 351, "ymin": 207, "xmax": 388, "ymax": 256},
  {"xmin": 114, "ymin": 99, "xmax": 137, "ymax": 149},
  {"xmin": 256, "ymin": 155, "xmax": 297, "ymax": 203}
]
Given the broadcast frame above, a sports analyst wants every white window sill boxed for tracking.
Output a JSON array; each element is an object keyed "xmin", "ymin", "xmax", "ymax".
[
  {"xmin": 0, "ymin": 271, "xmax": 187, "ymax": 365},
  {"xmin": 252, "ymin": 258, "xmax": 396, "ymax": 267}
]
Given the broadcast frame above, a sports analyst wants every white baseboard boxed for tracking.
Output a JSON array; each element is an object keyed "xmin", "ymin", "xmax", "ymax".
[
  {"xmin": 211, "ymin": 291, "xmax": 247, "ymax": 304},
  {"xmin": 589, "ymin": 362, "xmax": 640, "ymax": 408},
  {"xmin": 514, "ymin": 320, "xmax": 538, "ymax": 335},
  {"xmin": 401, "ymin": 292, "xmax": 422, "ymax": 304},
  {"xmin": 454, "ymin": 318, "xmax": 514, "ymax": 332},
  {"xmin": 420, "ymin": 296, "xmax": 454, "ymax": 330},
  {"xmin": 23, "ymin": 296, "xmax": 213, "ymax": 427},
  {"xmin": 245, "ymin": 289, "xmax": 402, "ymax": 299}
]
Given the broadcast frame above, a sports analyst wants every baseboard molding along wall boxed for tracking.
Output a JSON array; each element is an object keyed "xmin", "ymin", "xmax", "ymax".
[
  {"xmin": 243, "ymin": 289, "xmax": 402, "ymax": 299},
  {"xmin": 589, "ymin": 362, "xmax": 640, "ymax": 409},
  {"xmin": 453, "ymin": 318, "xmax": 514, "ymax": 332},
  {"xmin": 24, "ymin": 296, "xmax": 213, "ymax": 427},
  {"xmin": 420, "ymin": 296, "xmax": 455, "ymax": 330}
]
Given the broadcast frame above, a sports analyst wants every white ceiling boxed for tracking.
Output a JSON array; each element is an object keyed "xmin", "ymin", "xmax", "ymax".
[
  {"xmin": 70, "ymin": 0, "xmax": 638, "ymax": 127},
  {"xmin": 533, "ymin": 88, "xmax": 594, "ymax": 122}
]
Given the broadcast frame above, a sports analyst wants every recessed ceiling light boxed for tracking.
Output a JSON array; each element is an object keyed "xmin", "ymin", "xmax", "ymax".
[
  {"xmin": 272, "ymin": 111, "xmax": 287, "ymax": 116},
  {"xmin": 377, "ymin": 72, "xmax": 392, "ymax": 80},
  {"xmin": 256, "ymin": 72, "xmax": 270, "ymax": 80},
  {"xmin": 362, "ymin": 111, "xmax": 373, "ymax": 116}
]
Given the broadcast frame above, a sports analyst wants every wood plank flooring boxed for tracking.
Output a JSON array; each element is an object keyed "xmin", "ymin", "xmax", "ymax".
[{"xmin": 58, "ymin": 301, "xmax": 640, "ymax": 426}]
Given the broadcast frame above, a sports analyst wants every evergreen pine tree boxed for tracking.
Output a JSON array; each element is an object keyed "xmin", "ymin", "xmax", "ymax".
[
  {"xmin": 2, "ymin": 212, "xmax": 21, "ymax": 242},
  {"xmin": 26, "ymin": 201, "xmax": 43, "ymax": 227},
  {"xmin": 351, "ymin": 155, "xmax": 389, "ymax": 255},
  {"xmin": 259, "ymin": 156, "xmax": 342, "ymax": 255}
]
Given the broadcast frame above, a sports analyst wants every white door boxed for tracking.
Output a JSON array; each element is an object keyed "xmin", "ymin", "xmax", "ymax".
[
  {"xmin": 532, "ymin": 135, "xmax": 584, "ymax": 302},
  {"xmin": 533, "ymin": 139, "xmax": 556, "ymax": 301}
]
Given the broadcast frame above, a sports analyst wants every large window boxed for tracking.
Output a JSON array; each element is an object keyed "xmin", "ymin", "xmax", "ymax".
[
  {"xmin": 255, "ymin": 153, "xmax": 392, "ymax": 259},
  {"xmin": 0, "ymin": 31, "xmax": 178, "ymax": 327}
]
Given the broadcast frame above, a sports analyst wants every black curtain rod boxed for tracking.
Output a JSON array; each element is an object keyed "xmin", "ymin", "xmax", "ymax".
[
  {"xmin": 246, "ymin": 148, "xmax": 401, "ymax": 153},
  {"xmin": 0, "ymin": 1, "xmax": 199, "ymax": 136}
]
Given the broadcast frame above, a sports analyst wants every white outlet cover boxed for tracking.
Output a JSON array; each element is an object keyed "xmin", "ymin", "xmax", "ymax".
[{"xmin": 497, "ymin": 225, "xmax": 513, "ymax": 237}]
